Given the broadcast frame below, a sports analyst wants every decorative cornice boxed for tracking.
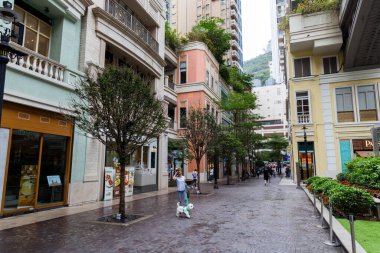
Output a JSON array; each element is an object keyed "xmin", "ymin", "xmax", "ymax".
[{"xmin": 320, "ymin": 68, "xmax": 380, "ymax": 84}]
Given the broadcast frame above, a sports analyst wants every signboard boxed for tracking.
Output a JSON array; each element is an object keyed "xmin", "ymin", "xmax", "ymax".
[
  {"xmin": 352, "ymin": 139, "xmax": 380, "ymax": 151},
  {"xmin": 125, "ymin": 167, "xmax": 135, "ymax": 197},
  {"xmin": 18, "ymin": 165, "xmax": 38, "ymax": 207},
  {"xmin": 47, "ymin": 175, "xmax": 62, "ymax": 187},
  {"xmin": 104, "ymin": 167, "xmax": 114, "ymax": 201}
]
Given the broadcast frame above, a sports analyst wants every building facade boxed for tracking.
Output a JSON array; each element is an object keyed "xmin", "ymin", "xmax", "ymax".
[
  {"xmin": 286, "ymin": 0, "xmax": 380, "ymax": 180},
  {"xmin": 270, "ymin": 0, "xmax": 288, "ymax": 83},
  {"xmin": 0, "ymin": 0, "xmax": 91, "ymax": 215},
  {"xmin": 252, "ymin": 84, "xmax": 288, "ymax": 137},
  {"xmin": 175, "ymin": 41, "xmax": 228, "ymax": 181},
  {"xmin": 169, "ymin": 0, "xmax": 243, "ymax": 71}
]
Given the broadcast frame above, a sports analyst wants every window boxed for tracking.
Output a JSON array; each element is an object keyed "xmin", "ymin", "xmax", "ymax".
[
  {"xmin": 211, "ymin": 76, "xmax": 214, "ymax": 89},
  {"xmin": 180, "ymin": 62, "xmax": 187, "ymax": 84},
  {"xmin": 357, "ymin": 85, "xmax": 377, "ymax": 121},
  {"xmin": 13, "ymin": 6, "xmax": 51, "ymax": 57},
  {"xmin": 323, "ymin": 57, "xmax": 338, "ymax": 74},
  {"xmin": 336, "ymin": 87, "xmax": 354, "ymax": 122},
  {"xmin": 180, "ymin": 107, "xmax": 187, "ymax": 128},
  {"xmin": 294, "ymin": 58, "xmax": 311, "ymax": 78},
  {"xmin": 207, "ymin": 104, "xmax": 210, "ymax": 111},
  {"xmin": 206, "ymin": 70, "xmax": 209, "ymax": 86},
  {"xmin": 296, "ymin": 91, "xmax": 310, "ymax": 123}
]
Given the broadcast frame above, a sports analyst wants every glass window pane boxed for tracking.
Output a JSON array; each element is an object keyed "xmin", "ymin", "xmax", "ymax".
[
  {"xmin": 4, "ymin": 130, "xmax": 40, "ymax": 210},
  {"xmin": 343, "ymin": 93, "xmax": 353, "ymax": 110},
  {"xmin": 323, "ymin": 58, "xmax": 330, "ymax": 74},
  {"xmin": 358, "ymin": 92, "xmax": 367, "ymax": 110},
  {"xmin": 38, "ymin": 35, "xmax": 49, "ymax": 56},
  {"xmin": 336, "ymin": 94, "xmax": 344, "ymax": 111},
  {"xmin": 366, "ymin": 91, "xmax": 376, "ymax": 109},
  {"xmin": 26, "ymin": 14, "xmax": 38, "ymax": 30},
  {"xmin": 330, "ymin": 57, "xmax": 337, "ymax": 73},
  {"xmin": 37, "ymin": 134, "xmax": 68, "ymax": 205},
  {"xmin": 14, "ymin": 6, "xmax": 25, "ymax": 23},
  {"xmin": 294, "ymin": 59, "xmax": 302, "ymax": 77},
  {"xmin": 302, "ymin": 58, "xmax": 311, "ymax": 76},
  {"xmin": 358, "ymin": 85, "xmax": 374, "ymax": 92},
  {"xmin": 39, "ymin": 22, "xmax": 51, "ymax": 37},
  {"xmin": 24, "ymin": 28, "xmax": 37, "ymax": 51}
]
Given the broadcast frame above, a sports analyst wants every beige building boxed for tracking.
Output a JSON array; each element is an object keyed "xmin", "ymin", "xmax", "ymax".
[
  {"xmin": 285, "ymin": 0, "xmax": 380, "ymax": 180},
  {"xmin": 168, "ymin": 0, "xmax": 243, "ymax": 71}
]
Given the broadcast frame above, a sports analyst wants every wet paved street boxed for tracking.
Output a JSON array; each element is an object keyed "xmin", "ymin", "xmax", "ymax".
[{"xmin": 0, "ymin": 176, "xmax": 345, "ymax": 253}]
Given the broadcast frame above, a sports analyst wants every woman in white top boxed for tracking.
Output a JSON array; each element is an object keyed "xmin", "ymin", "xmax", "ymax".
[{"xmin": 173, "ymin": 168, "xmax": 188, "ymax": 206}]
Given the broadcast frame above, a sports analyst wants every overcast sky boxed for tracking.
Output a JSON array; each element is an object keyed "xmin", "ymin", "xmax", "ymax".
[{"xmin": 242, "ymin": 0, "xmax": 272, "ymax": 62}]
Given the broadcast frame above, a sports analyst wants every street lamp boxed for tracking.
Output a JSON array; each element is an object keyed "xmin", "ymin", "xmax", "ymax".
[
  {"xmin": 302, "ymin": 124, "xmax": 310, "ymax": 179},
  {"xmin": 0, "ymin": 1, "xmax": 25, "ymax": 126}
]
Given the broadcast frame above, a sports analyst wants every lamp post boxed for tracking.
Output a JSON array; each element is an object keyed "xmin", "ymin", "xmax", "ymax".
[
  {"xmin": 0, "ymin": 1, "xmax": 25, "ymax": 126},
  {"xmin": 302, "ymin": 124, "xmax": 310, "ymax": 179}
]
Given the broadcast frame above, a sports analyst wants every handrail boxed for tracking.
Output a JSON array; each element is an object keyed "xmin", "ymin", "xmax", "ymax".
[{"xmin": 105, "ymin": 0, "xmax": 159, "ymax": 53}]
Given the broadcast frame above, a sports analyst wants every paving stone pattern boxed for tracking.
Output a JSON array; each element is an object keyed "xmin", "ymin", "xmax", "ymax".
[{"xmin": 0, "ymin": 177, "xmax": 345, "ymax": 253}]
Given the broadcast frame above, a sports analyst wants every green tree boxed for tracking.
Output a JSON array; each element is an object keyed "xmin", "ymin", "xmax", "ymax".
[
  {"xmin": 184, "ymin": 106, "xmax": 217, "ymax": 193},
  {"xmin": 165, "ymin": 22, "xmax": 182, "ymax": 51},
  {"xmin": 70, "ymin": 66, "xmax": 167, "ymax": 219},
  {"xmin": 187, "ymin": 17, "xmax": 231, "ymax": 64},
  {"xmin": 266, "ymin": 135, "xmax": 289, "ymax": 161}
]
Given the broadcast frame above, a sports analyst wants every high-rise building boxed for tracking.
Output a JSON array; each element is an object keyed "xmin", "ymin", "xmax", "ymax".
[
  {"xmin": 270, "ymin": 0, "xmax": 287, "ymax": 83},
  {"xmin": 169, "ymin": 0, "xmax": 243, "ymax": 71}
]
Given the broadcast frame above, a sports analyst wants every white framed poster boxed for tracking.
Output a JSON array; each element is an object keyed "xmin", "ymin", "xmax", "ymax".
[
  {"xmin": 104, "ymin": 167, "xmax": 114, "ymax": 201},
  {"xmin": 47, "ymin": 175, "xmax": 62, "ymax": 187}
]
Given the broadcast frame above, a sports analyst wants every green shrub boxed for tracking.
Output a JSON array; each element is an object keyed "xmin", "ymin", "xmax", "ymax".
[
  {"xmin": 346, "ymin": 157, "xmax": 380, "ymax": 189},
  {"xmin": 306, "ymin": 176, "xmax": 319, "ymax": 185},
  {"xmin": 321, "ymin": 180, "xmax": 343, "ymax": 196},
  {"xmin": 336, "ymin": 172, "xmax": 348, "ymax": 181},
  {"xmin": 330, "ymin": 186, "xmax": 375, "ymax": 215},
  {"xmin": 293, "ymin": 0, "xmax": 341, "ymax": 15},
  {"xmin": 310, "ymin": 177, "xmax": 333, "ymax": 194}
]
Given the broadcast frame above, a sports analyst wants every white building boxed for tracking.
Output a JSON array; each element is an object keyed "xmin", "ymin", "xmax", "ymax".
[
  {"xmin": 253, "ymin": 84, "xmax": 288, "ymax": 137},
  {"xmin": 270, "ymin": 0, "xmax": 287, "ymax": 83}
]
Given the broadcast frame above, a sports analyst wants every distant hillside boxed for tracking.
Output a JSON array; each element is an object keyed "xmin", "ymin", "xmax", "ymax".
[{"xmin": 244, "ymin": 52, "xmax": 272, "ymax": 83}]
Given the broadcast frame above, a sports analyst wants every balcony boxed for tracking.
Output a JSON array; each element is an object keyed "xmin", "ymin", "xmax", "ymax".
[
  {"xmin": 231, "ymin": 9, "xmax": 237, "ymax": 19},
  {"xmin": 8, "ymin": 43, "xmax": 65, "ymax": 83},
  {"xmin": 230, "ymin": 0, "xmax": 237, "ymax": 10},
  {"xmin": 231, "ymin": 40, "xmax": 241, "ymax": 51},
  {"xmin": 105, "ymin": 0, "xmax": 159, "ymax": 53},
  {"xmin": 297, "ymin": 115, "xmax": 310, "ymax": 124},
  {"xmin": 289, "ymin": 11, "xmax": 342, "ymax": 55},
  {"xmin": 231, "ymin": 50, "xmax": 239, "ymax": 60}
]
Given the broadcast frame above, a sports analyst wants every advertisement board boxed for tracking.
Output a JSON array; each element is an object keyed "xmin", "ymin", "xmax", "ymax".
[{"xmin": 104, "ymin": 167, "xmax": 114, "ymax": 201}]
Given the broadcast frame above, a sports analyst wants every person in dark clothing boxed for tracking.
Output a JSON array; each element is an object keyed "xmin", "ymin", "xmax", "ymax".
[{"xmin": 263, "ymin": 167, "xmax": 270, "ymax": 186}]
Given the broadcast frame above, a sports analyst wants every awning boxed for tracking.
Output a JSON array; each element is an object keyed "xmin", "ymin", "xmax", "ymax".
[{"xmin": 355, "ymin": 151, "xmax": 373, "ymax": 157}]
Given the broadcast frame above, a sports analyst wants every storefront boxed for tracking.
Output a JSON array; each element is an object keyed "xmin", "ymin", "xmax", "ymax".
[
  {"xmin": 0, "ymin": 102, "xmax": 73, "ymax": 215},
  {"xmin": 104, "ymin": 140, "xmax": 158, "ymax": 198},
  {"xmin": 297, "ymin": 142, "xmax": 315, "ymax": 179}
]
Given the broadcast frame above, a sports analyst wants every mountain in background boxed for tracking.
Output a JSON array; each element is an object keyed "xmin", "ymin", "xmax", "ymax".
[{"xmin": 243, "ymin": 51, "xmax": 272, "ymax": 84}]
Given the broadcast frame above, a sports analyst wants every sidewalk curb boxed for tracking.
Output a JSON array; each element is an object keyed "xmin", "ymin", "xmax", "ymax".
[{"xmin": 303, "ymin": 187, "xmax": 367, "ymax": 253}]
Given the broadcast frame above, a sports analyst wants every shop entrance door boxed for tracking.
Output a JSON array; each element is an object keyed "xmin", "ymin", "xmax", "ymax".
[
  {"xmin": 297, "ymin": 142, "xmax": 315, "ymax": 180},
  {"xmin": 3, "ymin": 130, "xmax": 69, "ymax": 213}
]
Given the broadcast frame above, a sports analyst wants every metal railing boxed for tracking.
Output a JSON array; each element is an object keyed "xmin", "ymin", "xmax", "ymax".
[
  {"xmin": 105, "ymin": 0, "xmax": 159, "ymax": 53},
  {"xmin": 298, "ymin": 114, "xmax": 310, "ymax": 124}
]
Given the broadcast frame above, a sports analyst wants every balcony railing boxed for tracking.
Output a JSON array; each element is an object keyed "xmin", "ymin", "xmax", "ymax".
[
  {"xmin": 8, "ymin": 43, "xmax": 65, "ymax": 82},
  {"xmin": 105, "ymin": 0, "xmax": 159, "ymax": 53},
  {"xmin": 164, "ymin": 76, "xmax": 176, "ymax": 92},
  {"xmin": 297, "ymin": 115, "xmax": 310, "ymax": 124},
  {"xmin": 168, "ymin": 119, "xmax": 177, "ymax": 130}
]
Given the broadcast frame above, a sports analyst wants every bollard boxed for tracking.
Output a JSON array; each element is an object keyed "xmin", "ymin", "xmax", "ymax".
[
  {"xmin": 349, "ymin": 214, "xmax": 356, "ymax": 253},
  {"xmin": 317, "ymin": 199, "xmax": 328, "ymax": 229},
  {"xmin": 312, "ymin": 193, "xmax": 320, "ymax": 218},
  {"xmin": 323, "ymin": 202, "xmax": 340, "ymax": 247}
]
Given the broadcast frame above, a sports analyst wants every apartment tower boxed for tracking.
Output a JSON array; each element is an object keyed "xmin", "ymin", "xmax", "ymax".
[{"xmin": 169, "ymin": 0, "xmax": 243, "ymax": 71}]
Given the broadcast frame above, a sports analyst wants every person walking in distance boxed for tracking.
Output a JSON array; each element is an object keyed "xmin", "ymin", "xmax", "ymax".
[
  {"xmin": 173, "ymin": 168, "xmax": 188, "ymax": 206},
  {"xmin": 192, "ymin": 170, "xmax": 198, "ymax": 189},
  {"xmin": 263, "ymin": 166, "xmax": 270, "ymax": 186}
]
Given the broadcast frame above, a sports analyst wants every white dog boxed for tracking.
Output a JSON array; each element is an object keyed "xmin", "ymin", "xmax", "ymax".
[{"xmin": 176, "ymin": 202, "xmax": 194, "ymax": 218}]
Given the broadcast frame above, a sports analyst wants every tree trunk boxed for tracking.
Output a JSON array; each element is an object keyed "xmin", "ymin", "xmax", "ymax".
[
  {"xmin": 196, "ymin": 159, "xmax": 201, "ymax": 193},
  {"xmin": 119, "ymin": 157, "xmax": 126, "ymax": 219},
  {"xmin": 226, "ymin": 160, "xmax": 231, "ymax": 185},
  {"xmin": 213, "ymin": 151, "xmax": 219, "ymax": 189}
]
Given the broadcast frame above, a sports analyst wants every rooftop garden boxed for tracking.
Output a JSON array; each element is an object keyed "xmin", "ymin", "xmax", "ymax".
[{"xmin": 292, "ymin": 0, "xmax": 341, "ymax": 15}]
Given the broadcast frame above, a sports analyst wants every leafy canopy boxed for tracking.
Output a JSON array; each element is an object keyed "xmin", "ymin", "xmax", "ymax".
[
  {"xmin": 187, "ymin": 17, "xmax": 231, "ymax": 64},
  {"xmin": 165, "ymin": 22, "xmax": 182, "ymax": 51}
]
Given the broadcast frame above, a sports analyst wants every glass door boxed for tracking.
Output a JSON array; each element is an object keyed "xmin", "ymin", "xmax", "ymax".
[
  {"xmin": 4, "ymin": 130, "xmax": 40, "ymax": 211},
  {"xmin": 37, "ymin": 134, "xmax": 68, "ymax": 206}
]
